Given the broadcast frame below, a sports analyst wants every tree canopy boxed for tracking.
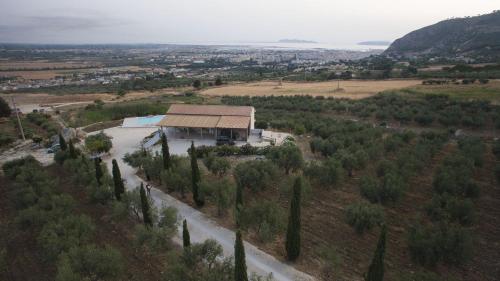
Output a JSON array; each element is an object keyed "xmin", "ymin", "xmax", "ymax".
[{"xmin": 85, "ymin": 132, "xmax": 113, "ymax": 154}]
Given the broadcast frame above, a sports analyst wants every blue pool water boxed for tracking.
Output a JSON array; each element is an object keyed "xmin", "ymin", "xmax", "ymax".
[{"xmin": 137, "ymin": 115, "xmax": 164, "ymax": 125}]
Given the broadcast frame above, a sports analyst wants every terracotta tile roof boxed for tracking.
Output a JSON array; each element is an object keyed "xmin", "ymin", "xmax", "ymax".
[
  {"xmin": 216, "ymin": 116, "xmax": 250, "ymax": 129},
  {"xmin": 158, "ymin": 115, "xmax": 220, "ymax": 128},
  {"xmin": 158, "ymin": 114, "xmax": 250, "ymax": 129},
  {"xmin": 167, "ymin": 104, "xmax": 253, "ymax": 117}
]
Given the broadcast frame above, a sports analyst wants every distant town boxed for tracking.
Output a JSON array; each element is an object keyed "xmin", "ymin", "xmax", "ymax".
[{"xmin": 0, "ymin": 44, "xmax": 382, "ymax": 92}]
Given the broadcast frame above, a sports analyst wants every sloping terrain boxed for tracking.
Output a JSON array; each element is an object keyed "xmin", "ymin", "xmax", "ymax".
[{"xmin": 385, "ymin": 11, "xmax": 500, "ymax": 59}]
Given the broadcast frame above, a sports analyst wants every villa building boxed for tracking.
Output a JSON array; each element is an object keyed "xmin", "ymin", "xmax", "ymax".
[{"xmin": 158, "ymin": 104, "xmax": 255, "ymax": 141}]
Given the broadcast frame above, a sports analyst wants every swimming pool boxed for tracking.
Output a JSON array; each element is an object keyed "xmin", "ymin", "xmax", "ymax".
[
  {"xmin": 122, "ymin": 115, "xmax": 165, "ymax": 127},
  {"xmin": 137, "ymin": 115, "xmax": 164, "ymax": 125}
]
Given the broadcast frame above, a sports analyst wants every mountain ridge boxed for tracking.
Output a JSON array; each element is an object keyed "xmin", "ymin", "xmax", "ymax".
[{"xmin": 384, "ymin": 11, "xmax": 500, "ymax": 60}]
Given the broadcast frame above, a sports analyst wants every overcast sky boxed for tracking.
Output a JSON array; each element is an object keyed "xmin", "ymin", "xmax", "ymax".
[{"xmin": 0, "ymin": 0, "xmax": 497, "ymax": 44}]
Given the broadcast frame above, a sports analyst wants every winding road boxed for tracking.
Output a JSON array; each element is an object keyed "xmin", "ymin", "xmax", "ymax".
[{"xmin": 98, "ymin": 127, "xmax": 315, "ymax": 281}]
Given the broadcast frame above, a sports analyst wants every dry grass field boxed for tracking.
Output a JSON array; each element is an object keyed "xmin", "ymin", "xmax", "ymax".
[
  {"xmin": 404, "ymin": 80, "xmax": 500, "ymax": 103},
  {"xmin": 4, "ymin": 90, "xmax": 174, "ymax": 104},
  {"xmin": 0, "ymin": 65, "xmax": 158, "ymax": 80},
  {"xmin": 201, "ymin": 79, "xmax": 422, "ymax": 99},
  {"xmin": 0, "ymin": 70, "xmax": 63, "ymax": 79}
]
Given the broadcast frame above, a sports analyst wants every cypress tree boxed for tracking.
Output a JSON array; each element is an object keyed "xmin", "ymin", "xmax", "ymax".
[
  {"xmin": 286, "ymin": 176, "xmax": 302, "ymax": 261},
  {"xmin": 140, "ymin": 183, "xmax": 153, "ymax": 227},
  {"xmin": 58, "ymin": 133, "xmax": 67, "ymax": 151},
  {"xmin": 365, "ymin": 225, "xmax": 387, "ymax": 281},
  {"xmin": 236, "ymin": 184, "xmax": 243, "ymax": 207},
  {"xmin": 182, "ymin": 219, "xmax": 191, "ymax": 249},
  {"xmin": 68, "ymin": 139, "xmax": 77, "ymax": 159},
  {"xmin": 94, "ymin": 158, "xmax": 103, "ymax": 186},
  {"xmin": 235, "ymin": 185, "xmax": 243, "ymax": 227},
  {"xmin": 161, "ymin": 132, "xmax": 171, "ymax": 170},
  {"xmin": 112, "ymin": 159, "xmax": 125, "ymax": 200},
  {"xmin": 190, "ymin": 141, "xmax": 204, "ymax": 207},
  {"xmin": 234, "ymin": 230, "xmax": 248, "ymax": 281}
]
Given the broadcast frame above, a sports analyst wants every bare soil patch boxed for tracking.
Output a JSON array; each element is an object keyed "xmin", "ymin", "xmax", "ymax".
[
  {"xmin": 200, "ymin": 80, "xmax": 422, "ymax": 99},
  {"xmin": 0, "ymin": 60, "xmax": 101, "ymax": 71},
  {"xmin": 0, "ymin": 65, "xmax": 163, "ymax": 79},
  {"xmin": 0, "ymin": 70, "xmax": 63, "ymax": 79}
]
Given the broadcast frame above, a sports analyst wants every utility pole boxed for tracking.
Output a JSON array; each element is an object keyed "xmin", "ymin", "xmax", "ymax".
[
  {"xmin": 336, "ymin": 72, "xmax": 341, "ymax": 91},
  {"xmin": 11, "ymin": 96, "xmax": 25, "ymax": 141}
]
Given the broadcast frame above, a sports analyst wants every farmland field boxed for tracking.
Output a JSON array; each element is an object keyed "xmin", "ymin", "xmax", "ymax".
[
  {"xmin": 402, "ymin": 80, "xmax": 500, "ymax": 103},
  {"xmin": 200, "ymin": 79, "xmax": 422, "ymax": 98},
  {"xmin": 0, "ymin": 65, "xmax": 158, "ymax": 80},
  {"xmin": 0, "ymin": 60, "xmax": 101, "ymax": 70},
  {"xmin": 2, "ymin": 89, "xmax": 179, "ymax": 111}
]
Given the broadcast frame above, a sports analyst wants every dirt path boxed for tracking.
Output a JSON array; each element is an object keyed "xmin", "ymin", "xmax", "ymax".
[{"xmin": 0, "ymin": 141, "xmax": 54, "ymax": 172}]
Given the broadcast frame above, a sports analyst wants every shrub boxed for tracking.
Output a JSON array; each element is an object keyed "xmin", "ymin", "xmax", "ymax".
[
  {"xmin": 158, "ymin": 206, "xmax": 179, "ymax": 231},
  {"xmin": 279, "ymin": 176, "xmax": 312, "ymax": 204},
  {"xmin": 37, "ymin": 215, "xmax": 95, "ymax": 261},
  {"xmin": 180, "ymin": 239, "xmax": 227, "ymax": 274},
  {"xmin": 266, "ymin": 144, "xmax": 304, "ymax": 174},
  {"xmin": 133, "ymin": 225, "xmax": 173, "ymax": 253},
  {"xmin": 200, "ymin": 178, "xmax": 234, "ymax": 216},
  {"xmin": 375, "ymin": 160, "xmax": 396, "ymax": 178},
  {"xmin": 54, "ymin": 150, "xmax": 70, "ymax": 165},
  {"xmin": 85, "ymin": 132, "xmax": 113, "ymax": 154},
  {"xmin": 414, "ymin": 112, "xmax": 434, "ymax": 126},
  {"xmin": 62, "ymin": 157, "xmax": 97, "ymax": 187},
  {"xmin": 233, "ymin": 160, "xmax": 279, "ymax": 192},
  {"xmin": 255, "ymin": 120, "xmax": 268, "ymax": 129},
  {"xmin": 384, "ymin": 134, "xmax": 406, "ymax": 153},
  {"xmin": 142, "ymin": 153, "xmax": 163, "ymax": 182},
  {"xmin": 458, "ymin": 137, "xmax": 484, "ymax": 167},
  {"xmin": 360, "ymin": 172, "xmax": 405, "ymax": 204},
  {"xmin": 240, "ymin": 200, "xmax": 286, "ymax": 243},
  {"xmin": 15, "ymin": 193, "xmax": 75, "ymax": 229},
  {"xmin": 0, "ymin": 96, "xmax": 11, "ymax": 117},
  {"xmin": 304, "ymin": 158, "xmax": 343, "ymax": 188},
  {"xmin": 492, "ymin": 140, "xmax": 500, "ymax": 160},
  {"xmin": 425, "ymin": 195, "xmax": 475, "ymax": 225},
  {"xmin": 110, "ymin": 201, "xmax": 129, "ymax": 222},
  {"xmin": 87, "ymin": 183, "xmax": 114, "ymax": 204},
  {"xmin": 55, "ymin": 245, "xmax": 124, "ymax": 281},
  {"xmin": 397, "ymin": 270, "xmax": 456, "ymax": 281},
  {"xmin": 359, "ymin": 175, "xmax": 380, "ymax": 203},
  {"xmin": 433, "ymin": 154, "xmax": 479, "ymax": 198},
  {"xmin": 316, "ymin": 246, "xmax": 342, "ymax": 280},
  {"xmin": 123, "ymin": 187, "xmax": 158, "ymax": 223},
  {"xmin": 353, "ymin": 149, "xmax": 369, "ymax": 169},
  {"xmin": 345, "ymin": 202, "xmax": 384, "ymax": 234},
  {"xmin": 123, "ymin": 149, "xmax": 149, "ymax": 168},
  {"xmin": 2, "ymin": 156, "xmax": 39, "ymax": 179},
  {"xmin": 161, "ymin": 157, "xmax": 191, "ymax": 195},
  {"xmin": 203, "ymin": 154, "xmax": 230, "ymax": 177},
  {"xmin": 380, "ymin": 172, "xmax": 406, "ymax": 203},
  {"xmin": 0, "ymin": 134, "xmax": 14, "ymax": 146},
  {"xmin": 407, "ymin": 223, "xmax": 472, "ymax": 267}
]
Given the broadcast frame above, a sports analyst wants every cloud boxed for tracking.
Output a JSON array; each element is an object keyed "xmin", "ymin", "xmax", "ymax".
[
  {"xmin": 27, "ymin": 15, "xmax": 127, "ymax": 30},
  {"xmin": 0, "ymin": 14, "xmax": 130, "ymax": 34}
]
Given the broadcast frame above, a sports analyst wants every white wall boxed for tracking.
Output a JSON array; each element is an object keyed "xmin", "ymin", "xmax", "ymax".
[{"xmin": 250, "ymin": 107, "xmax": 255, "ymax": 129}]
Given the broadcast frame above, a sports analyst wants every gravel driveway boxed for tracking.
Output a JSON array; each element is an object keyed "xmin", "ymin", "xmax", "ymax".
[{"xmin": 98, "ymin": 126, "xmax": 315, "ymax": 281}]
